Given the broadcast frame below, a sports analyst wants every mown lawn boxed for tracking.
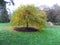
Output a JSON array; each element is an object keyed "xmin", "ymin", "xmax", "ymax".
[{"xmin": 0, "ymin": 23, "xmax": 60, "ymax": 45}]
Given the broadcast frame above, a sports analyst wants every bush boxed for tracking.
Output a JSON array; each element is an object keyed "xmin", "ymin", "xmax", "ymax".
[{"xmin": 11, "ymin": 5, "xmax": 47, "ymax": 31}]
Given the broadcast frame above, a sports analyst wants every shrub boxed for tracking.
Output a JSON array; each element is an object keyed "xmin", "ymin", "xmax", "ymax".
[{"xmin": 11, "ymin": 5, "xmax": 47, "ymax": 31}]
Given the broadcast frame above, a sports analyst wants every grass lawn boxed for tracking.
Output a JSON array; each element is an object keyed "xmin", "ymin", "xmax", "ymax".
[{"xmin": 0, "ymin": 23, "xmax": 60, "ymax": 45}]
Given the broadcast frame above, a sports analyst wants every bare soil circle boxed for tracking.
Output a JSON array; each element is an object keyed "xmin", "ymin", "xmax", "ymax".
[{"xmin": 14, "ymin": 27, "xmax": 38, "ymax": 32}]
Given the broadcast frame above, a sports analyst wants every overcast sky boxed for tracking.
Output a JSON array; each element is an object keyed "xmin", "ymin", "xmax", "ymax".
[{"xmin": 5, "ymin": 0, "xmax": 60, "ymax": 13}]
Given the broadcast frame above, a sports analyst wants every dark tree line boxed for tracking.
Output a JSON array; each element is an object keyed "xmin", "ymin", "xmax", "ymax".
[
  {"xmin": 43, "ymin": 4, "xmax": 60, "ymax": 24},
  {"xmin": 0, "ymin": 0, "xmax": 14, "ymax": 23}
]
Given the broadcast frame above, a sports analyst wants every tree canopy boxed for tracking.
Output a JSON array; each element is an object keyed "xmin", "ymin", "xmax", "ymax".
[{"xmin": 11, "ymin": 5, "xmax": 47, "ymax": 31}]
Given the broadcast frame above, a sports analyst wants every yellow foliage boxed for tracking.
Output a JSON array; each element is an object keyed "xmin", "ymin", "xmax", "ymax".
[{"xmin": 11, "ymin": 5, "xmax": 47, "ymax": 31}]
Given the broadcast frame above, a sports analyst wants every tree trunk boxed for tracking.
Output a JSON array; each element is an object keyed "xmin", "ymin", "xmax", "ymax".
[{"xmin": 26, "ymin": 20, "xmax": 28, "ymax": 29}]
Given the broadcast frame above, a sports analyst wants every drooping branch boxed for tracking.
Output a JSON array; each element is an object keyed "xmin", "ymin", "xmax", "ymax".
[{"xmin": 10, "ymin": 0, "xmax": 15, "ymax": 5}]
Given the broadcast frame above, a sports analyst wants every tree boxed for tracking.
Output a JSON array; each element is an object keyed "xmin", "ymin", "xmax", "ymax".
[
  {"xmin": 46, "ymin": 4, "xmax": 60, "ymax": 23},
  {"xmin": 0, "ymin": 0, "xmax": 14, "ymax": 23},
  {"xmin": 47, "ymin": 9, "xmax": 57, "ymax": 22},
  {"xmin": 11, "ymin": 5, "xmax": 47, "ymax": 31}
]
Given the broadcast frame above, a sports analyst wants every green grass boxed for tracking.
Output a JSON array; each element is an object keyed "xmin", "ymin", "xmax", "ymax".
[{"xmin": 0, "ymin": 23, "xmax": 60, "ymax": 45}]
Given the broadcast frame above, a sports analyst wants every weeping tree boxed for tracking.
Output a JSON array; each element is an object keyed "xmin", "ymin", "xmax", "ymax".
[
  {"xmin": 0, "ymin": 0, "xmax": 14, "ymax": 23},
  {"xmin": 11, "ymin": 5, "xmax": 47, "ymax": 31}
]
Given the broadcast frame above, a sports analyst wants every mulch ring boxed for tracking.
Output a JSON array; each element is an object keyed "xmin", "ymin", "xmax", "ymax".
[{"xmin": 14, "ymin": 27, "xmax": 38, "ymax": 32}]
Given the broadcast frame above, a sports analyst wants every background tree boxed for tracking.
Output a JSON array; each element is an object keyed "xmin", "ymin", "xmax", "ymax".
[
  {"xmin": 45, "ymin": 4, "xmax": 60, "ymax": 24},
  {"xmin": 47, "ymin": 9, "xmax": 57, "ymax": 23},
  {"xmin": 0, "ymin": 0, "xmax": 14, "ymax": 23}
]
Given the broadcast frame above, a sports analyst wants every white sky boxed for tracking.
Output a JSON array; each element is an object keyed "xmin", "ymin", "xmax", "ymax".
[
  {"xmin": 5, "ymin": 0, "xmax": 60, "ymax": 13},
  {"xmin": 13, "ymin": 0, "xmax": 60, "ymax": 9}
]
